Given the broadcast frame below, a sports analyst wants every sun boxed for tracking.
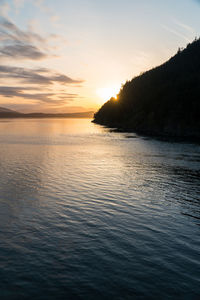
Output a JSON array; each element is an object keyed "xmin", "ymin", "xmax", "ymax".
[{"xmin": 96, "ymin": 86, "xmax": 120, "ymax": 103}]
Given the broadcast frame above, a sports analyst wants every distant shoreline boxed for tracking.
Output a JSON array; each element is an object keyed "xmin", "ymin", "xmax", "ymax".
[{"xmin": 0, "ymin": 111, "xmax": 94, "ymax": 119}]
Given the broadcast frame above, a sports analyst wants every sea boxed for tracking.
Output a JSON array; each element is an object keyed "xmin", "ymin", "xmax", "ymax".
[{"xmin": 0, "ymin": 118, "xmax": 199, "ymax": 300}]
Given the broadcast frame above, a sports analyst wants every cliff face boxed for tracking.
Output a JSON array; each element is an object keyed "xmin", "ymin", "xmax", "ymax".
[{"xmin": 93, "ymin": 39, "xmax": 200, "ymax": 138}]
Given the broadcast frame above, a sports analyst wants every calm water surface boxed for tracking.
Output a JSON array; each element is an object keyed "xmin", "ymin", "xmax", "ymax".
[{"xmin": 0, "ymin": 118, "xmax": 199, "ymax": 300}]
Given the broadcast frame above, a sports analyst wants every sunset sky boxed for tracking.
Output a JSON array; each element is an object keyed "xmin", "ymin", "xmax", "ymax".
[{"xmin": 0, "ymin": 0, "xmax": 200, "ymax": 113}]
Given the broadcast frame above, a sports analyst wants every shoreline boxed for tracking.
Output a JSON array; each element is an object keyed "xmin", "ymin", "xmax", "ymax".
[{"xmin": 92, "ymin": 119, "xmax": 200, "ymax": 143}]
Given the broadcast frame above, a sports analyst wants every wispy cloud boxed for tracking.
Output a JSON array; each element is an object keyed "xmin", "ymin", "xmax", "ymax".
[
  {"xmin": 0, "ymin": 13, "xmax": 84, "ymax": 111},
  {"xmin": 0, "ymin": 65, "xmax": 83, "ymax": 85},
  {"xmin": 0, "ymin": 43, "xmax": 46, "ymax": 60},
  {"xmin": 162, "ymin": 25, "xmax": 192, "ymax": 43},
  {"xmin": 0, "ymin": 86, "xmax": 78, "ymax": 103},
  {"xmin": 162, "ymin": 18, "xmax": 197, "ymax": 44},
  {"xmin": 173, "ymin": 19, "xmax": 195, "ymax": 34},
  {"xmin": 0, "ymin": 16, "xmax": 48, "ymax": 60}
]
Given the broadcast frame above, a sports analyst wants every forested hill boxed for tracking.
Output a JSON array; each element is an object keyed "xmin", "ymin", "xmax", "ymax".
[{"xmin": 93, "ymin": 39, "xmax": 200, "ymax": 138}]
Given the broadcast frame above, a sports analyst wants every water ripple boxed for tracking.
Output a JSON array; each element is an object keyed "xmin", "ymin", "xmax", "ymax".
[{"xmin": 0, "ymin": 119, "xmax": 199, "ymax": 299}]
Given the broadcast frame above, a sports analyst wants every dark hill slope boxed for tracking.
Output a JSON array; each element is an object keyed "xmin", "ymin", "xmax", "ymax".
[{"xmin": 93, "ymin": 39, "xmax": 200, "ymax": 138}]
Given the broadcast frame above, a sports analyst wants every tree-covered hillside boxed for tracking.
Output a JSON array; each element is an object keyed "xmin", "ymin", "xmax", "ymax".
[{"xmin": 93, "ymin": 39, "xmax": 200, "ymax": 138}]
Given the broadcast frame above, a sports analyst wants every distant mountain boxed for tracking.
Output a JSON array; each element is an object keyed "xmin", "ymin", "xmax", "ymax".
[
  {"xmin": 22, "ymin": 111, "xmax": 94, "ymax": 118},
  {"xmin": 0, "ymin": 108, "xmax": 94, "ymax": 118},
  {"xmin": 93, "ymin": 39, "xmax": 200, "ymax": 138},
  {"xmin": 0, "ymin": 107, "xmax": 19, "ymax": 113}
]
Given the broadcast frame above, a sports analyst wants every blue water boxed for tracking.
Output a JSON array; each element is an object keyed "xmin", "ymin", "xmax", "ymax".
[{"xmin": 0, "ymin": 118, "xmax": 199, "ymax": 300}]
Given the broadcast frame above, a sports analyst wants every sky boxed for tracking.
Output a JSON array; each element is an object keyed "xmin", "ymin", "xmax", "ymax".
[{"xmin": 0, "ymin": 0, "xmax": 200, "ymax": 113}]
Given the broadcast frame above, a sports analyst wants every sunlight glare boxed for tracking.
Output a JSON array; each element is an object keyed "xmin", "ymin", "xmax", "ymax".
[{"xmin": 97, "ymin": 86, "xmax": 120, "ymax": 102}]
